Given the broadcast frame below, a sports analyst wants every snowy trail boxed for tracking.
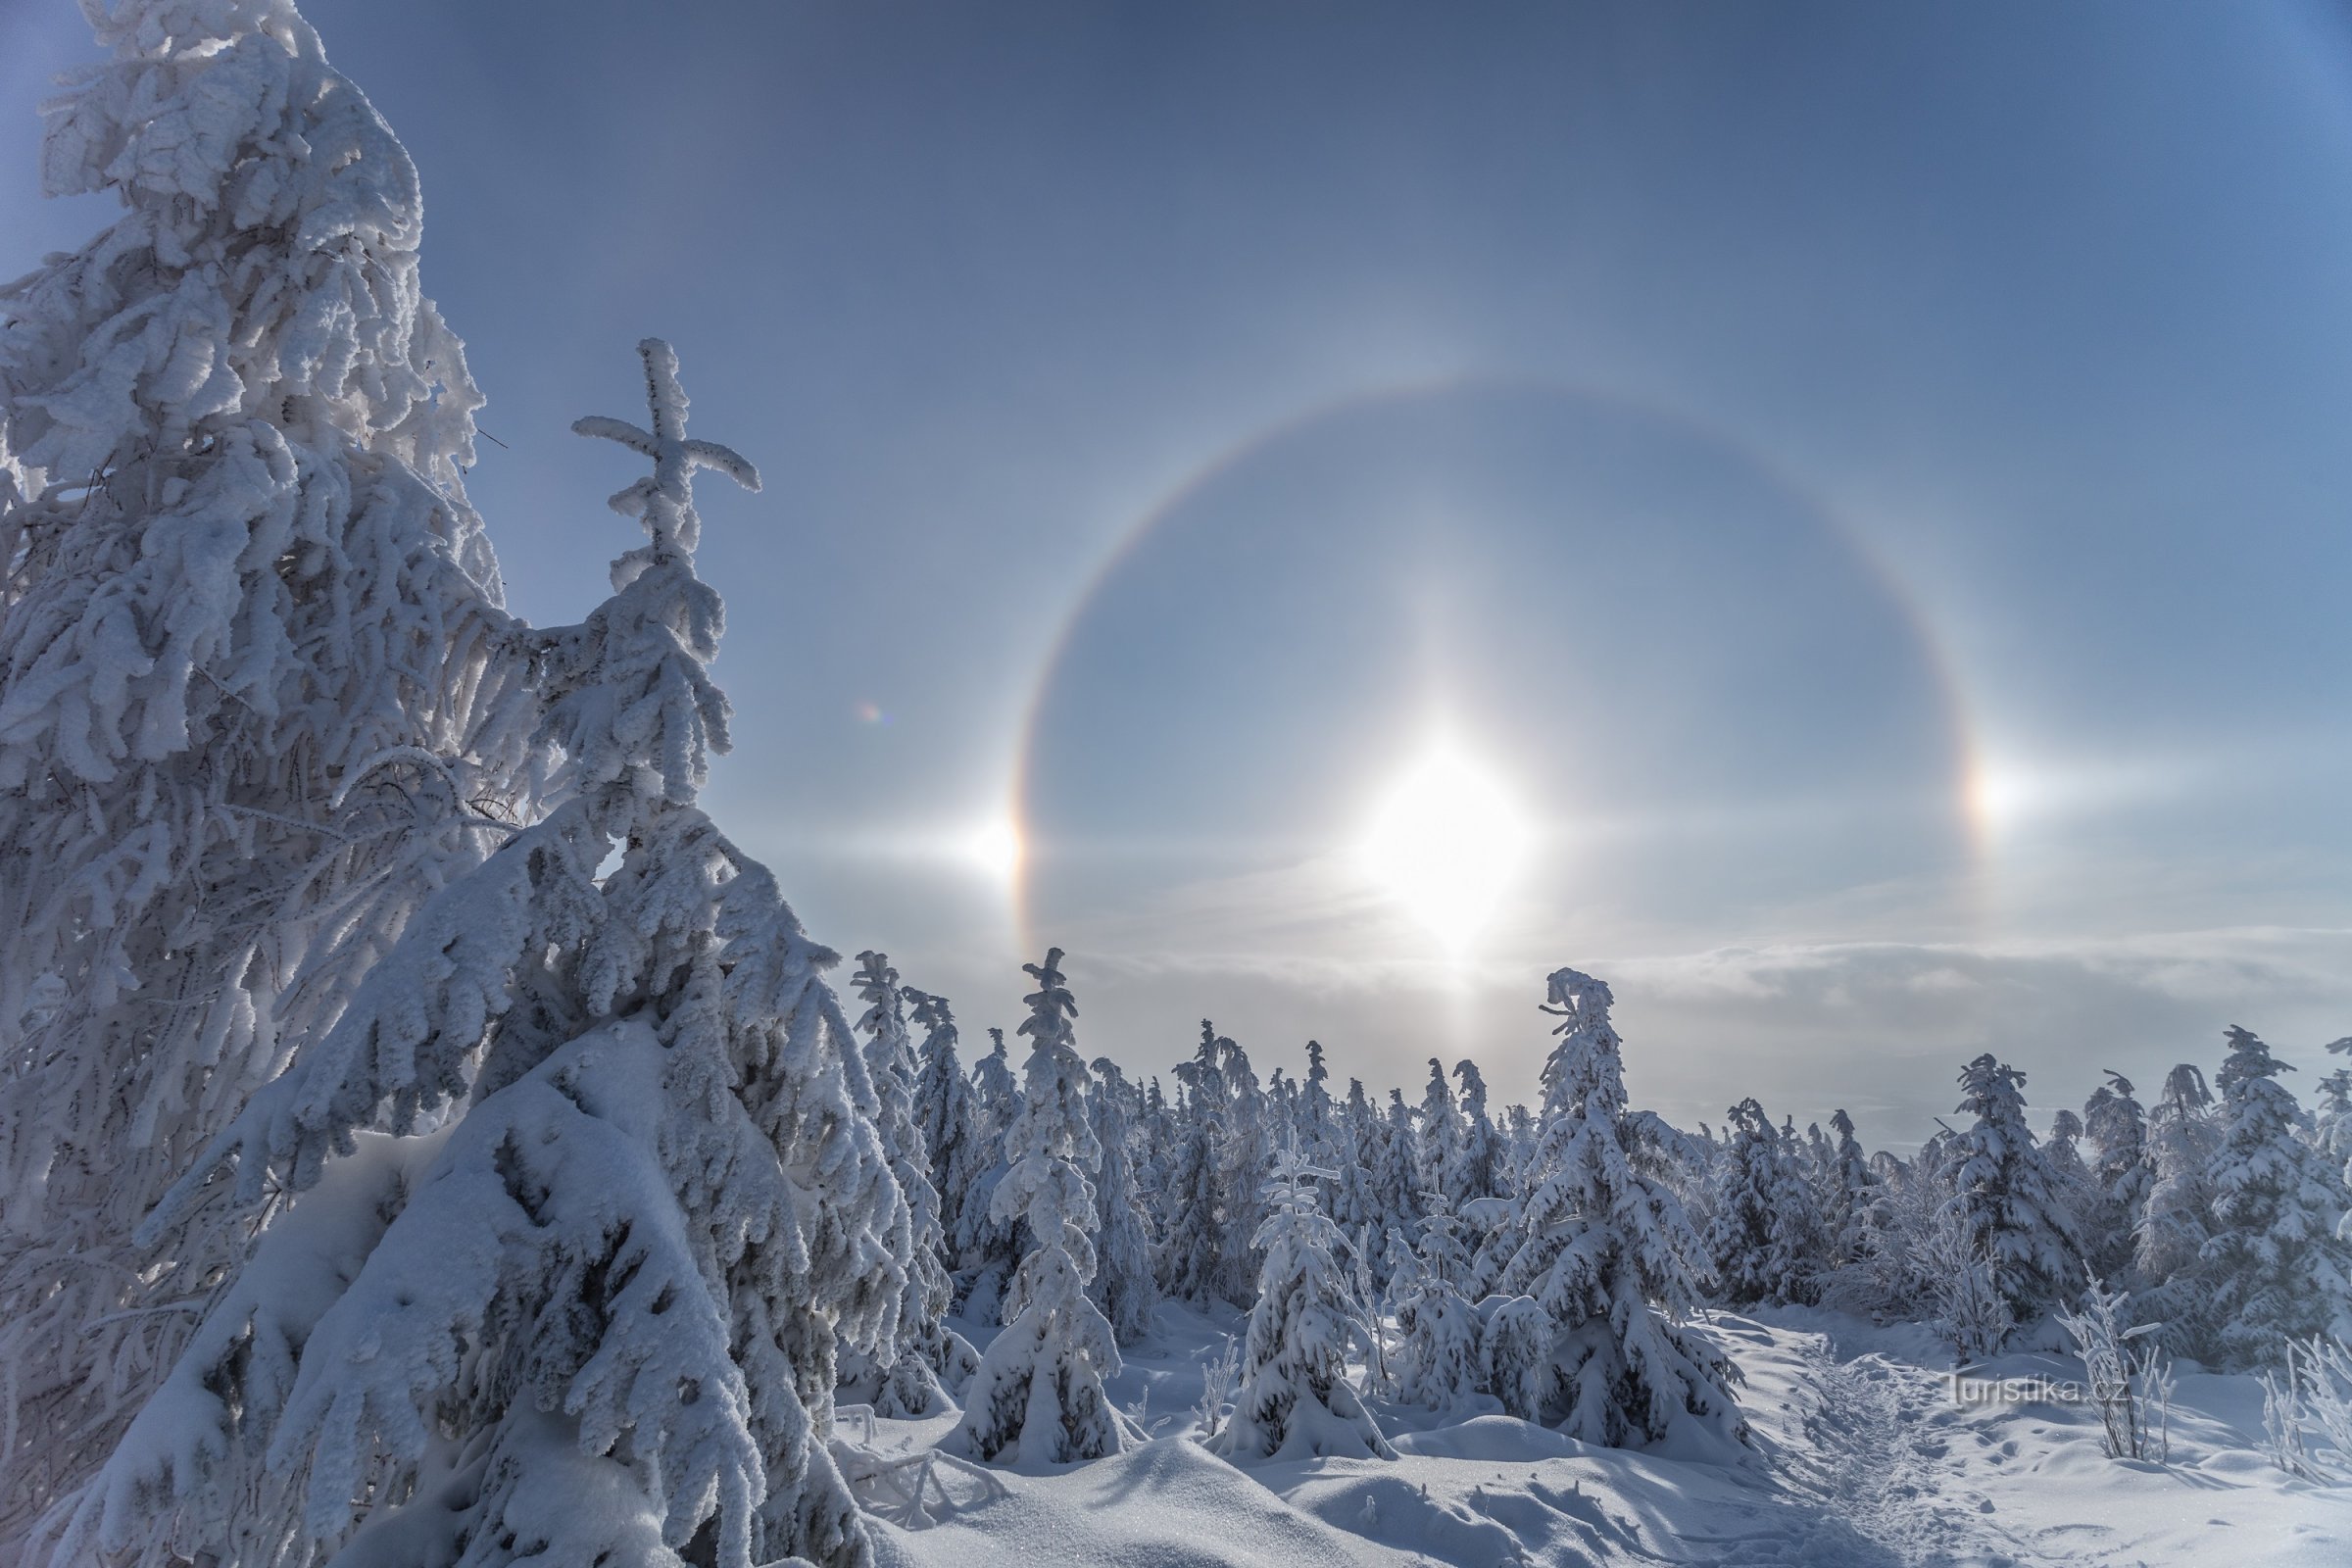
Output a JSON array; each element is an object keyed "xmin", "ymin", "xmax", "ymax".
[
  {"xmin": 1644, "ymin": 1322, "xmax": 2058, "ymax": 1568},
  {"xmin": 1752, "ymin": 1336, "xmax": 2061, "ymax": 1567}
]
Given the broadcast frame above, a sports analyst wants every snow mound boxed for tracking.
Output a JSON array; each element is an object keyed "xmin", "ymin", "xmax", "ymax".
[
  {"xmin": 883, "ymin": 1306, "xmax": 2352, "ymax": 1568},
  {"xmin": 870, "ymin": 1436, "xmax": 1424, "ymax": 1568}
]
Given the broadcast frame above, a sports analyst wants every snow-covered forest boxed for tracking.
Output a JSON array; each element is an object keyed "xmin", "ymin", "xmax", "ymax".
[{"xmin": 0, "ymin": 4, "xmax": 2347, "ymax": 1566}]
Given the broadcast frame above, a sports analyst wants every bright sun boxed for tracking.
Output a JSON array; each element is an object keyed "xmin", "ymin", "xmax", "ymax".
[{"xmin": 1358, "ymin": 745, "xmax": 1532, "ymax": 946}]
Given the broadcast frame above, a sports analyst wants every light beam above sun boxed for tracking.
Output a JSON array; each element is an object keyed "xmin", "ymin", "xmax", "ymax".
[{"xmin": 1358, "ymin": 743, "xmax": 1533, "ymax": 948}]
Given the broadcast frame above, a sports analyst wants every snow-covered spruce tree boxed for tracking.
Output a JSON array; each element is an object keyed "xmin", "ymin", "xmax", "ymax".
[
  {"xmin": 954, "ymin": 1025, "xmax": 1025, "ymax": 1319},
  {"xmin": 2082, "ymin": 1070, "xmax": 2150, "ymax": 1283},
  {"xmin": 1494, "ymin": 968, "xmax": 1744, "ymax": 1446},
  {"xmin": 1213, "ymin": 1030, "xmax": 1274, "ymax": 1305},
  {"xmin": 1366, "ymin": 1087, "xmax": 1425, "ymax": 1285},
  {"xmin": 1453, "ymin": 1057, "xmax": 1506, "ymax": 1206},
  {"xmin": 1704, "ymin": 1099, "xmax": 1820, "ymax": 1306},
  {"xmin": 1134, "ymin": 1074, "xmax": 1173, "ymax": 1229},
  {"xmin": 0, "ymin": 0, "xmax": 543, "ymax": 1537},
  {"xmin": 1156, "ymin": 1091, "xmax": 1222, "ymax": 1304},
  {"xmin": 1417, "ymin": 1055, "xmax": 1468, "ymax": 1209},
  {"xmin": 907, "ymin": 987, "xmax": 984, "ymax": 1288},
  {"xmin": 1157, "ymin": 1027, "xmax": 1227, "ymax": 1304},
  {"xmin": 59, "ymin": 342, "xmax": 908, "ymax": 1568},
  {"xmin": 1500, "ymin": 1101, "xmax": 1539, "ymax": 1193},
  {"xmin": 1821, "ymin": 1108, "xmax": 1875, "ymax": 1268},
  {"xmin": 1391, "ymin": 1201, "xmax": 1482, "ymax": 1413},
  {"xmin": 846, "ymin": 952, "xmax": 957, "ymax": 1415},
  {"xmin": 1266, "ymin": 1064, "xmax": 1297, "ymax": 1140},
  {"xmin": 2135, "ymin": 1062, "xmax": 2220, "ymax": 1339},
  {"xmin": 2198, "ymin": 1026, "xmax": 2352, "ymax": 1368},
  {"xmin": 1212, "ymin": 1143, "xmax": 1393, "ymax": 1461},
  {"xmin": 2314, "ymin": 1037, "xmax": 2352, "ymax": 1168},
  {"xmin": 1088, "ymin": 1056, "xmax": 1157, "ymax": 1345},
  {"xmin": 1944, "ymin": 1054, "xmax": 2080, "ymax": 1321},
  {"xmin": 950, "ymin": 949, "xmax": 1129, "ymax": 1467},
  {"xmin": 2047, "ymin": 1108, "xmax": 2087, "ymax": 1179},
  {"xmin": 1328, "ymin": 1077, "xmax": 1379, "ymax": 1236},
  {"xmin": 1298, "ymin": 1038, "xmax": 1336, "ymax": 1157}
]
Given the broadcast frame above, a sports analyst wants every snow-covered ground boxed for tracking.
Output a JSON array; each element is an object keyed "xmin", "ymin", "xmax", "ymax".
[{"xmin": 851, "ymin": 1302, "xmax": 2351, "ymax": 1568}]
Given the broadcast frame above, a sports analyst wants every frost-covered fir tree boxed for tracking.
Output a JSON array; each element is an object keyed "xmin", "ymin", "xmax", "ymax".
[
  {"xmin": 1298, "ymin": 1038, "xmax": 1336, "ymax": 1157},
  {"xmin": 1212, "ymin": 1144, "xmax": 1393, "ymax": 1461},
  {"xmin": 1821, "ymin": 1108, "xmax": 1875, "ymax": 1267},
  {"xmin": 1328, "ymin": 1077, "xmax": 1380, "ymax": 1237},
  {"xmin": 908, "ymin": 986, "xmax": 985, "ymax": 1289},
  {"xmin": 62, "ymin": 342, "xmax": 908, "ymax": 1568},
  {"xmin": 1136, "ymin": 1074, "xmax": 1176, "ymax": 1220},
  {"xmin": 2082, "ymin": 1070, "xmax": 2150, "ymax": 1282},
  {"xmin": 1088, "ymin": 1057, "xmax": 1157, "ymax": 1345},
  {"xmin": 846, "ymin": 953, "xmax": 958, "ymax": 1415},
  {"xmin": 1390, "ymin": 1202, "xmax": 1483, "ymax": 1413},
  {"xmin": 1453, "ymin": 1057, "xmax": 1507, "ymax": 1206},
  {"xmin": 956, "ymin": 1025, "xmax": 1025, "ymax": 1319},
  {"xmin": 1705, "ymin": 1099, "xmax": 1820, "ymax": 1306},
  {"xmin": 1944, "ymin": 1054, "xmax": 2079, "ymax": 1321},
  {"xmin": 951, "ymin": 950, "xmax": 1129, "ymax": 1467},
  {"xmin": 1494, "ymin": 968, "xmax": 1744, "ymax": 1446},
  {"xmin": 1213, "ymin": 1030, "xmax": 1275, "ymax": 1305},
  {"xmin": 1158, "ymin": 1026, "xmax": 1228, "ymax": 1304},
  {"xmin": 2198, "ymin": 1027, "xmax": 2352, "ymax": 1368},
  {"xmin": 1500, "ymin": 1101, "xmax": 1539, "ymax": 1193},
  {"xmin": 2135, "ymin": 1062, "xmax": 2220, "ymax": 1326},
  {"xmin": 1367, "ymin": 1088, "xmax": 1425, "ymax": 1284},
  {"xmin": 1417, "ymin": 1055, "xmax": 1469, "ymax": 1208},
  {"xmin": 2314, "ymin": 1037, "xmax": 2352, "ymax": 1167},
  {"xmin": 0, "ymin": 1, "xmax": 544, "ymax": 1537}
]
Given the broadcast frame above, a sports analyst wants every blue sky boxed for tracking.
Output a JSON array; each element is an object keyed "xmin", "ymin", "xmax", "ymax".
[{"xmin": 7, "ymin": 0, "xmax": 2350, "ymax": 1143}]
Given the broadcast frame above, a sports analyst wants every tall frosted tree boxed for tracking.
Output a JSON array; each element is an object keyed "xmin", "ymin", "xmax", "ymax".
[
  {"xmin": 2313, "ymin": 1037, "xmax": 2352, "ymax": 1167},
  {"xmin": 1391, "ymin": 1201, "xmax": 1482, "ymax": 1413},
  {"xmin": 1366, "ymin": 1088, "xmax": 1425, "ymax": 1283},
  {"xmin": 1416, "ymin": 1055, "xmax": 1469, "ymax": 1209},
  {"xmin": 56, "ymin": 342, "xmax": 909, "ymax": 1568},
  {"xmin": 2134, "ymin": 1062, "xmax": 2219, "ymax": 1323},
  {"xmin": 1212, "ymin": 1144, "xmax": 1392, "ymax": 1462},
  {"xmin": 1328, "ymin": 1078, "xmax": 1380, "ymax": 1236},
  {"xmin": 1156, "ymin": 1045, "xmax": 1225, "ymax": 1305},
  {"xmin": 907, "ymin": 987, "xmax": 984, "ymax": 1289},
  {"xmin": 1298, "ymin": 1038, "xmax": 1336, "ymax": 1156},
  {"xmin": 1944, "ymin": 1054, "xmax": 2079, "ymax": 1320},
  {"xmin": 1453, "ymin": 1057, "xmax": 1506, "ymax": 1206},
  {"xmin": 0, "ymin": 0, "xmax": 543, "ymax": 1543},
  {"xmin": 1213, "ymin": 1029, "xmax": 1274, "ymax": 1304},
  {"xmin": 951, "ymin": 950, "xmax": 1129, "ymax": 1467},
  {"xmin": 1822, "ymin": 1108, "xmax": 1874, "ymax": 1267},
  {"xmin": 1494, "ymin": 968, "xmax": 1744, "ymax": 1446},
  {"xmin": 1704, "ymin": 1099, "xmax": 1820, "ymax": 1306},
  {"xmin": 848, "ymin": 952, "xmax": 956, "ymax": 1415},
  {"xmin": 2081, "ymin": 1070, "xmax": 2150, "ymax": 1281},
  {"xmin": 2198, "ymin": 1027, "xmax": 2352, "ymax": 1367},
  {"xmin": 1088, "ymin": 1057, "xmax": 1157, "ymax": 1345},
  {"xmin": 956, "ymin": 1025, "xmax": 1025, "ymax": 1317}
]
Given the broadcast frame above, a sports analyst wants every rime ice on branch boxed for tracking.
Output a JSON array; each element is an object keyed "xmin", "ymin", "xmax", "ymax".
[{"xmin": 67, "ymin": 342, "xmax": 909, "ymax": 1568}]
